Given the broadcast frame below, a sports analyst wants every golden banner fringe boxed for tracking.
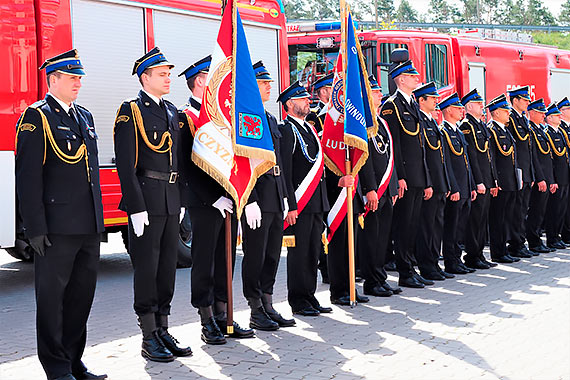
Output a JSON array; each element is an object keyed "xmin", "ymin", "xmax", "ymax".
[
  {"xmin": 358, "ymin": 214, "xmax": 364, "ymax": 229},
  {"xmin": 321, "ymin": 232, "xmax": 328, "ymax": 255},
  {"xmin": 282, "ymin": 235, "xmax": 296, "ymax": 247},
  {"xmin": 324, "ymin": 154, "xmax": 345, "ymax": 177}
]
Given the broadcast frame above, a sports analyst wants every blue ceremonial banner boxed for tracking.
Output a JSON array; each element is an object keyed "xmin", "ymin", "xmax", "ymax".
[
  {"xmin": 232, "ymin": 10, "xmax": 275, "ymax": 159},
  {"xmin": 343, "ymin": 11, "xmax": 376, "ymax": 174}
]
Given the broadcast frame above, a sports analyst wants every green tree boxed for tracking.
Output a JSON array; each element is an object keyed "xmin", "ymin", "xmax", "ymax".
[
  {"xmin": 460, "ymin": 0, "xmax": 480, "ymax": 23},
  {"xmin": 283, "ymin": 0, "xmax": 310, "ymax": 20},
  {"xmin": 428, "ymin": 0, "xmax": 461, "ymax": 22},
  {"xmin": 532, "ymin": 31, "xmax": 570, "ymax": 49},
  {"xmin": 357, "ymin": 0, "xmax": 396, "ymax": 23},
  {"xmin": 523, "ymin": 0, "xmax": 556, "ymax": 25},
  {"xmin": 561, "ymin": 0, "xmax": 570, "ymax": 25},
  {"xmin": 395, "ymin": 0, "xmax": 418, "ymax": 22}
]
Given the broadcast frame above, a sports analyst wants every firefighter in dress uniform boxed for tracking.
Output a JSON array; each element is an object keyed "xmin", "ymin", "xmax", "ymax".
[
  {"xmin": 544, "ymin": 103, "xmax": 570, "ymax": 250},
  {"xmin": 439, "ymin": 93, "xmax": 477, "ymax": 274},
  {"xmin": 506, "ymin": 86, "xmax": 536, "ymax": 259},
  {"xmin": 414, "ymin": 82, "xmax": 457, "ymax": 281},
  {"xmin": 556, "ymin": 97, "xmax": 570, "ymax": 244},
  {"xmin": 15, "ymin": 49, "xmax": 106, "ymax": 380},
  {"xmin": 358, "ymin": 75, "xmax": 402, "ymax": 297},
  {"xmin": 113, "ymin": 47, "xmax": 192, "ymax": 361},
  {"xmin": 178, "ymin": 56, "xmax": 254, "ymax": 345},
  {"xmin": 380, "ymin": 60, "xmax": 433, "ymax": 289},
  {"xmin": 279, "ymin": 81, "xmax": 332, "ymax": 316},
  {"xmin": 525, "ymin": 99, "xmax": 554, "ymax": 254},
  {"xmin": 241, "ymin": 61, "xmax": 295, "ymax": 330},
  {"xmin": 460, "ymin": 89, "xmax": 499, "ymax": 269},
  {"xmin": 487, "ymin": 94, "xmax": 520, "ymax": 264}
]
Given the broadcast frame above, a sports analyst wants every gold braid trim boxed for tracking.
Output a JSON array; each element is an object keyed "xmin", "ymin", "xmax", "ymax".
[
  {"xmin": 562, "ymin": 127, "xmax": 570, "ymax": 149},
  {"xmin": 22, "ymin": 108, "xmax": 91, "ymax": 182},
  {"xmin": 130, "ymin": 102, "xmax": 173, "ymax": 167},
  {"xmin": 489, "ymin": 127, "xmax": 514, "ymax": 160},
  {"xmin": 531, "ymin": 128, "xmax": 550, "ymax": 155},
  {"xmin": 185, "ymin": 113, "xmax": 196, "ymax": 137},
  {"xmin": 442, "ymin": 128, "xmax": 464, "ymax": 156},
  {"xmin": 423, "ymin": 128, "xmax": 444, "ymax": 163},
  {"xmin": 464, "ymin": 121, "xmax": 489, "ymax": 153},
  {"xmin": 386, "ymin": 99, "xmax": 419, "ymax": 136},
  {"xmin": 547, "ymin": 129, "xmax": 567, "ymax": 157},
  {"xmin": 509, "ymin": 116, "xmax": 529, "ymax": 141}
]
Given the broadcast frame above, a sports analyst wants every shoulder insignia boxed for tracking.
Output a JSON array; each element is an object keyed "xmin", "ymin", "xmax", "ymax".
[
  {"xmin": 382, "ymin": 109, "xmax": 393, "ymax": 116},
  {"xmin": 29, "ymin": 99, "xmax": 47, "ymax": 109},
  {"xmin": 461, "ymin": 128, "xmax": 471, "ymax": 134},
  {"xmin": 307, "ymin": 120, "xmax": 315, "ymax": 126},
  {"xmin": 20, "ymin": 123, "xmax": 36, "ymax": 132},
  {"xmin": 116, "ymin": 115, "xmax": 130, "ymax": 123},
  {"xmin": 179, "ymin": 121, "xmax": 184, "ymax": 129}
]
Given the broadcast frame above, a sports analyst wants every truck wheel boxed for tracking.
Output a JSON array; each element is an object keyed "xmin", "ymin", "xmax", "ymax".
[
  {"xmin": 177, "ymin": 210, "xmax": 193, "ymax": 268},
  {"xmin": 5, "ymin": 237, "xmax": 34, "ymax": 262},
  {"xmin": 119, "ymin": 215, "xmax": 192, "ymax": 268}
]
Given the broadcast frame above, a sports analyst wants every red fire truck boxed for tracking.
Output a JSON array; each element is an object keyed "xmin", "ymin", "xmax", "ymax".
[
  {"xmin": 287, "ymin": 23, "xmax": 570, "ymax": 105},
  {"xmin": 0, "ymin": 0, "xmax": 289, "ymax": 263}
]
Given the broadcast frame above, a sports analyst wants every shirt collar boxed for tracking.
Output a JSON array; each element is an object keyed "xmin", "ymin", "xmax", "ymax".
[
  {"xmin": 142, "ymin": 90, "xmax": 162, "ymax": 106},
  {"xmin": 420, "ymin": 109, "xmax": 433, "ymax": 121},
  {"xmin": 48, "ymin": 93, "xmax": 74, "ymax": 114},
  {"xmin": 512, "ymin": 108, "xmax": 522, "ymax": 117},
  {"xmin": 397, "ymin": 89, "xmax": 412, "ymax": 105},
  {"xmin": 290, "ymin": 115, "xmax": 307, "ymax": 129},
  {"xmin": 493, "ymin": 120, "xmax": 506, "ymax": 131},
  {"xmin": 443, "ymin": 119, "xmax": 457, "ymax": 131},
  {"xmin": 191, "ymin": 94, "xmax": 202, "ymax": 105}
]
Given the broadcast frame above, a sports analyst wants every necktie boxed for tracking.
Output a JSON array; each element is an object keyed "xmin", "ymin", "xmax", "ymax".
[{"xmin": 69, "ymin": 107, "xmax": 79, "ymax": 124}]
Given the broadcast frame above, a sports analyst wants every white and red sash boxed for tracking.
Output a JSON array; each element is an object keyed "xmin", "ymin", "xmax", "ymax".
[
  {"xmin": 283, "ymin": 122, "xmax": 324, "ymax": 230},
  {"xmin": 363, "ymin": 117, "xmax": 394, "ymax": 218},
  {"xmin": 326, "ymin": 175, "xmax": 359, "ymax": 242}
]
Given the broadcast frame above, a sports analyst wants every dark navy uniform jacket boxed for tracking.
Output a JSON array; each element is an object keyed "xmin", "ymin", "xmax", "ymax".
[
  {"xmin": 280, "ymin": 116, "xmax": 329, "ymax": 213},
  {"xmin": 460, "ymin": 113, "xmax": 497, "ymax": 189},
  {"xmin": 247, "ymin": 111, "xmax": 287, "ymax": 213},
  {"xmin": 380, "ymin": 91, "xmax": 431, "ymax": 189},
  {"xmin": 114, "ymin": 90, "xmax": 186, "ymax": 216},
  {"xmin": 546, "ymin": 125, "xmax": 570, "ymax": 186},
  {"xmin": 15, "ymin": 94, "xmax": 104, "ymax": 238},
  {"xmin": 420, "ymin": 112, "xmax": 456, "ymax": 194},
  {"xmin": 489, "ymin": 121, "xmax": 519, "ymax": 191},
  {"xmin": 441, "ymin": 121, "xmax": 475, "ymax": 199},
  {"xmin": 529, "ymin": 121, "xmax": 553, "ymax": 185},
  {"xmin": 508, "ymin": 110, "xmax": 536, "ymax": 183}
]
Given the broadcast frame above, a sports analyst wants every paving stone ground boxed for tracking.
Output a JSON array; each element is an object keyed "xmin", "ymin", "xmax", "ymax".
[{"xmin": 1, "ymin": 233, "xmax": 569, "ymax": 380}]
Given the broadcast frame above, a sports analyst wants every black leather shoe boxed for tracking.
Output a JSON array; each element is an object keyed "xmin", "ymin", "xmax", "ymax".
[
  {"xmin": 549, "ymin": 241, "xmax": 566, "ymax": 250},
  {"xmin": 505, "ymin": 254, "xmax": 520, "ymax": 262},
  {"xmin": 364, "ymin": 285, "xmax": 393, "ymax": 297},
  {"xmin": 413, "ymin": 273, "xmax": 434, "ymax": 285},
  {"xmin": 217, "ymin": 320, "xmax": 255, "ymax": 338},
  {"xmin": 54, "ymin": 375, "xmax": 77, "ymax": 380},
  {"xmin": 142, "ymin": 332, "xmax": 175, "ymax": 362},
  {"xmin": 438, "ymin": 268, "xmax": 456, "ymax": 278},
  {"xmin": 314, "ymin": 305, "xmax": 333, "ymax": 313},
  {"xmin": 157, "ymin": 327, "xmax": 192, "ymax": 357},
  {"xmin": 331, "ymin": 295, "xmax": 351, "ymax": 305},
  {"xmin": 421, "ymin": 271, "xmax": 446, "ymax": 281},
  {"xmin": 511, "ymin": 247, "xmax": 532, "ymax": 258},
  {"xmin": 355, "ymin": 291, "xmax": 369, "ymax": 303},
  {"xmin": 384, "ymin": 261, "xmax": 397, "ymax": 272},
  {"xmin": 201, "ymin": 317, "xmax": 226, "ymax": 345},
  {"xmin": 459, "ymin": 263, "xmax": 476, "ymax": 273},
  {"xmin": 293, "ymin": 307, "xmax": 320, "ymax": 316},
  {"xmin": 492, "ymin": 255, "xmax": 515, "ymax": 264},
  {"xmin": 480, "ymin": 257, "xmax": 497, "ymax": 267},
  {"xmin": 398, "ymin": 276, "xmax": 424, "ymax": 288},
  {"xmin": 445, "ymin": 265, "xmax": 469, "ymax": 274},
  {"xmin": 73, "ymin": 371, "xmax": 107, "ymax": 380},
  {"xmin": 380, "ymin": 282, "xmax": 402, "ymax": 294},
  {"xmin": 250, "ymin": 306, "xmax": 279, "ymax": 331},
  {"xmin": 266, "ymin": 310, "xmax": 295, "ymax": 327},
  {"xmin": 464, "ymin": 259, "xmax": 490, "ymax": 270},
  {"xmin": 529, "ymin": 245, "xmax": 547, "ymax": 254}
]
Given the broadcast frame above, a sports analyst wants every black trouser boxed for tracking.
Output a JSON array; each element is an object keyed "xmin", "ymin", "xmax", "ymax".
[
  {"xmin": 464, "ymin": 191, "xmax": 491, "ymax": 262},
  {"xmin": 489, "ymin": 190, "xmax": 517, "ymax": 259},
  {"xmin": 393, "ymin": 186, "xmax": 423, "ymax": 278},
  {"xmin": 128, "ymin": 214, "xmax": 178, "ymax": 316},
  {"xmin": 546, "ymin": 185, "xmax": 569, "ymax": 244},
  {"xmin": 416, "ymin": 192, "xmax": 446, "ymax": 275},
  {"xmin": 561, "ymin": 189, "xmax": 570, "ymax": 242},
  {"xmin": 443, "ymin": 197, "xmax": 470, "ymax": 268},
  {"xmin": 242, "ymin": 211, "xmax": 283, "ymax": 300},
  {"xmin": 327, "ymin": 216, "xmax": 358, "ymax": 299},
  {"xmin": 508, "ymin": 183, "xmax": 532, "ymax": 250},
  {"xmin": 359, "ymin": 195, "xmax": 393, "ymax": 289},
  {"xmin": 189, "ymin": 206, "xmax": 237, "ymax": 307},
  {"xmin": 526, "ymin": 184, "xmax": 550, "ymax": 247},
  {"xmin": 287, "ymin": 212, "xmax": 324, "ymax": 311},
  {"xmin": 35, "ymin": 233, "xmax": 100, "ymax": 380}
]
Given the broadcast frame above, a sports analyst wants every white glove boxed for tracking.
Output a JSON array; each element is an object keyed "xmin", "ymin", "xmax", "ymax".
[
  {"xmin": 179, "ymin": 207, "xmax": 186, "ymax": 223},
  {"xmin": 245, "ymin": 202, "xmax": 262, "ymax": 230},
  {"xmin": 283, "ymin": 197, "xmax": 289, "ymax": 220},
  {"xmin": 130, "ymin": 211, "xmax": 149, "ymax": 237},
  {"xmin": 213, "ymin": 196, "xmax": 233, "ymax": 218}
]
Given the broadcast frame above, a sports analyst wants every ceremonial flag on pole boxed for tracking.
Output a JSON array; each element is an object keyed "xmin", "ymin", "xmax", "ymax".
[
  {"xmin": 322, "ymin": 9, "xmax": 377, "ymax": 242},
  {"xmin": 192, "ymin": 0, "xmax": 276, "ymax": 217}
]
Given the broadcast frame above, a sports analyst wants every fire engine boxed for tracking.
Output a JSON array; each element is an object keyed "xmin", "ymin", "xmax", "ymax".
[
  {"xmin": 287, "ymin": 22, "xmax": 570, "ymax": 105},
  {"xmin": 0, "ymin": 0, "xmax": 289, "ymax": 263}
]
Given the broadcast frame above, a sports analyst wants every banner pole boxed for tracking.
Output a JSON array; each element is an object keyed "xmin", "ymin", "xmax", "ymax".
[
  {"xmin": 225, "ymin": 211, "xmax": 234, "ymax": 334},
  {"xmin": 345, "ymin": 152, "xmax": 356, "ymax": 307}
]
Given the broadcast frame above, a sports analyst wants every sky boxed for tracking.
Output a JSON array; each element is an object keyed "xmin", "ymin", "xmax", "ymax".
[{"xmin": 399, "ymin": 0, "xmax": 566, "ymax": 18}]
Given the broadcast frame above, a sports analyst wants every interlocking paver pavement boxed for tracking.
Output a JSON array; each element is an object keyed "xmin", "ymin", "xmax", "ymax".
[{"xmin": 1, "ymin": 234, "xmax": 569, "ymax": 380}]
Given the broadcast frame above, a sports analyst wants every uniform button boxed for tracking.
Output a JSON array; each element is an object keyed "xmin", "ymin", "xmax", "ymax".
[{"xmin": 50, "ymin": 198, "xmax": 55, "ymax": 202}]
